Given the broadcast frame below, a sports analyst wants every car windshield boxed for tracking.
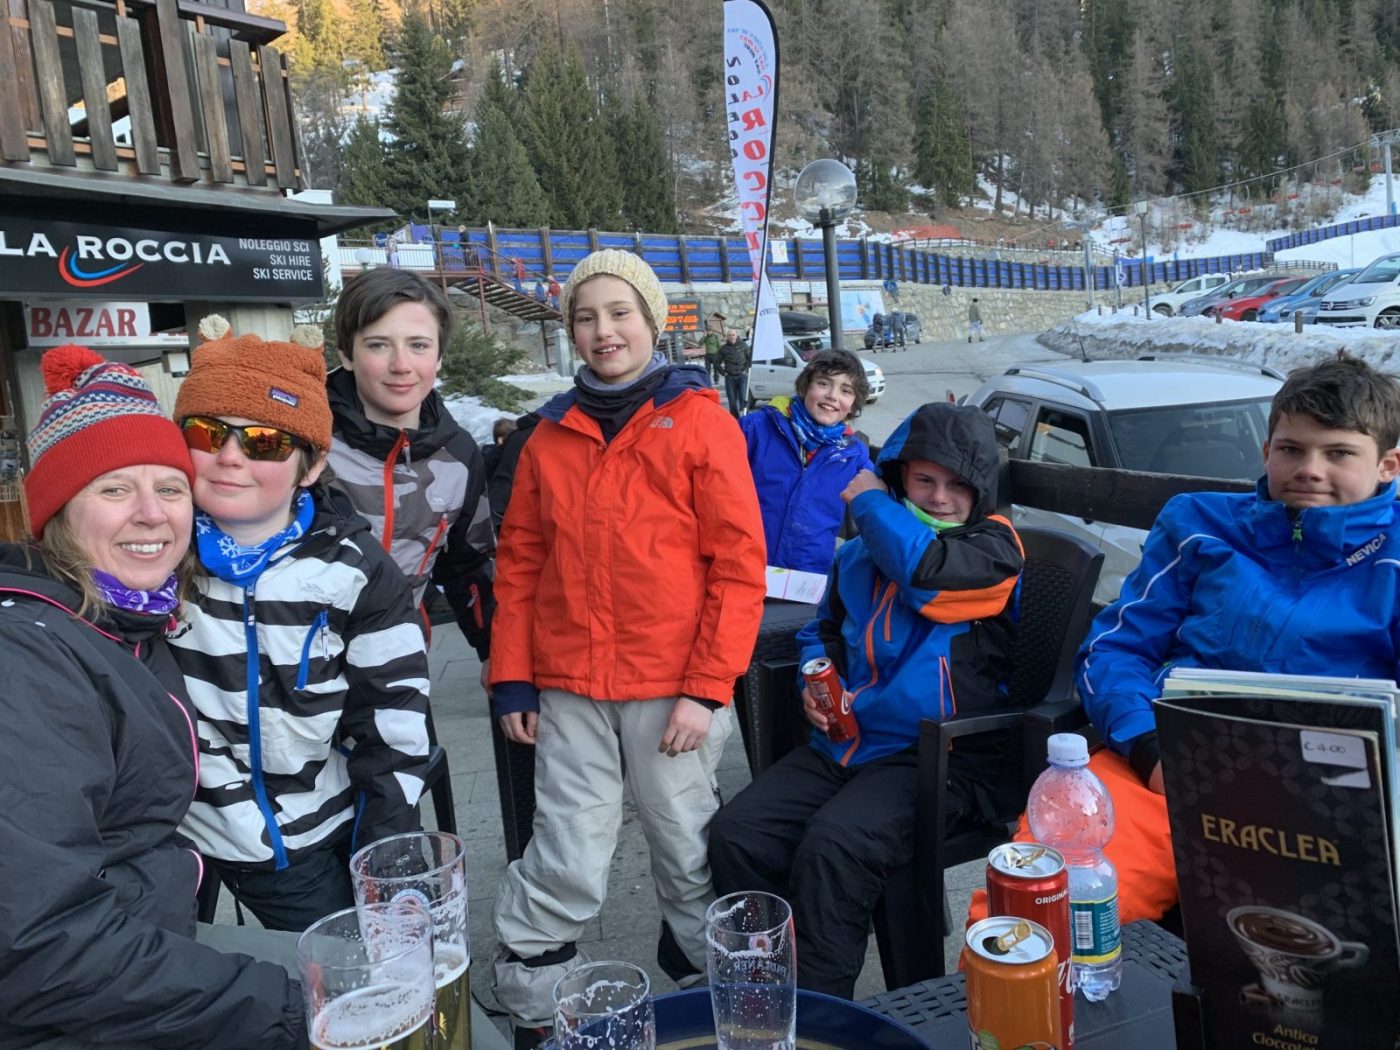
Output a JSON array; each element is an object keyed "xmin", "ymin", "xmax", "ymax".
[
  {"xmin": 787, "ymin": 334, "xmax": 834, "ymax": 361},
  {"xmin": 1355, "ymin": 256, "xmax": 1400, "ymax": 285},
  {"xmin": 1294, "ymin": 271, "xmax": 1346, "ymax": 296},
  {"xmin": 1108, "ymin": 397, "xmax": 1274, "ymax": 479}
]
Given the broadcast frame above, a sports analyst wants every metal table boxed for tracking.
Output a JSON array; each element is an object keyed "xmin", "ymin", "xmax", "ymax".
[{"xmin": 862, "ymin": 921, "xmax": 1187, "ymax": 1049}]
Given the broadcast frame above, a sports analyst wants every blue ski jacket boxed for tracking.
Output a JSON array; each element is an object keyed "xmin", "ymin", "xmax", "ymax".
[
  {"xmin": 796, "ymin": 403, "xmax": 1022, "ymax": 770},
  {"xmin": 1078, "ymin": 478, "xmax": 1400, "ymax": 759},
  {"xmin": 741, "ymin": 400, "xmax": 873, "ymax": 574}
]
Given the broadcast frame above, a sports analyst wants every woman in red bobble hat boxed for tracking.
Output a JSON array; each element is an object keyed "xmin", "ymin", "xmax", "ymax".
[{"xmin": 0, "ymin": 345, "xmax": 307, "ymax": 1048}]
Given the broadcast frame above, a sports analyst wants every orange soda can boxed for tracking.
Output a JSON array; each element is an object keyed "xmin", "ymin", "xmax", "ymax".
[
  {"xmin": 987, "ymin": 843, "xmax": 1074, "ymax": 1050},
  {"xmin": 800, "ymin": 657, "xmax": 857, "ymax": 742},
  {"xmin": 964, "ymin": 916, "xmax": 1062, "ymax": 1050}
]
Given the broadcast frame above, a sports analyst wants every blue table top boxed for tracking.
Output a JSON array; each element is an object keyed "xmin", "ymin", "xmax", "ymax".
[{"xmin": 651, "ymin": 987, "xmax": 932, "ymax": 1049}]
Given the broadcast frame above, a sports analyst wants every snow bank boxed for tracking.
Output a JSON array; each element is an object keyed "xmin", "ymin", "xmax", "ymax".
[{"xmin": 1042, "ymin": 312, "xmax": 1400, "ymax": 376}]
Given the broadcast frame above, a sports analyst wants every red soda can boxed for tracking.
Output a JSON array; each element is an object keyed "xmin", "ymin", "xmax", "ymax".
[
  {"xmin": 800, "ymin": 657, "xmax": 858, "ymax": 743},
  {"xmin": 964, "ymin": 916, "xmax": 1062, "ymax": 1050},
  {"xmin": 988, "ymin": 842, "xmax": 1074, "ymax": 1050}
]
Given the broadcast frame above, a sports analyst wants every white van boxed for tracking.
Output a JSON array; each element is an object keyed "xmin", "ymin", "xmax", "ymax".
[
  {"xmin": 1150, "ymin": 273, "xmax": 1230, "ymax": 317},
  {"xmin": 1315, "ymin": 253, "xmax": 1400, "ymax": 330}
]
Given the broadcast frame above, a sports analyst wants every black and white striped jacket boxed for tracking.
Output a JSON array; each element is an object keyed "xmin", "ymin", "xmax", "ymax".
[{"xmin": 169, "ymin": 490, "xmax": 430, "ymax": 870}]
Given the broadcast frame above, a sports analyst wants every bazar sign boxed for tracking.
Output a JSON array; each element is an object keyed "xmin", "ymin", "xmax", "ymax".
[
  {"xmin": 24, "ymin": 301, "xmax": 188, "ymax": 347},
  {"xmin": 0, "ymin": 219, "xmax": 324, "ymax": 301}
]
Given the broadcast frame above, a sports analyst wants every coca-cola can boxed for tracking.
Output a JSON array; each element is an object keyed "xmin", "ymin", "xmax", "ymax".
[
  {"xmin": 964, "ymin": 916, "xmax": 1062, "ymax": 1050},
  {"xmin": 800, "ymin": 657, "xmax": 858, "ymax": 743},
  {"xmin": 987, "ymin": 842, "xmax": 1074, "ymax": 1050}
]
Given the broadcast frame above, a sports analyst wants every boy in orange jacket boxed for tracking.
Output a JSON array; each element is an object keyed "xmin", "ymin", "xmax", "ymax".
[{"xmin": 488, "ymin": 250, "xmax": 767, "ymax": 1048}]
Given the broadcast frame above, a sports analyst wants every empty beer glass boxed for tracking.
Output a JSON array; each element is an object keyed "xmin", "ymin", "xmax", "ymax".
[
  {"xmin": 706, "ymin": 892, "xmax": 797, "ymax": 1050},
  {"xmin": 297, "ymin": 899, "xmax": 436, "ymax": 1050},
  {"xmin": 552, "ymin": 961, "xmax": 655, "ymax": 1050},
  {"xmin": 351, "ymin": 831, "xmax": 471, "ymax": 1050}
]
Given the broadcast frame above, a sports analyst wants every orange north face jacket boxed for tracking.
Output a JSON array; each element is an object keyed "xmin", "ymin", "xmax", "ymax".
[{"xmin": 490, "ymin": 370, "xmax": 767, "ymax": 706}]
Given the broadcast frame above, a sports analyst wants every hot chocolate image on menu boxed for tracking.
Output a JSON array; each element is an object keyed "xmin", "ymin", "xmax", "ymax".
[{"xmin": 1155, "ymin": 691, "xmax": 1400, "ymax": 1050}]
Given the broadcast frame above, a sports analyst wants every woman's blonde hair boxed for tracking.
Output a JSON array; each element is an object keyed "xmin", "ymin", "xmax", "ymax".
[{"xmin": 37, "ymin": 509, "xmax": 197, "ymax": 621}]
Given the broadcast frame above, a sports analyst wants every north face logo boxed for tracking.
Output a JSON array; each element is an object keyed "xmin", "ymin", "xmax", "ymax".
[{"xmin": 650, "ymin": 416, "xmax": 674, "ymax": 429}]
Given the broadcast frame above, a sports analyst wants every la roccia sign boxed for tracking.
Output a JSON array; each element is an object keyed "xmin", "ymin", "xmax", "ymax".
[{"xmin": 0, "ymin": 218, "xmax": 324, "ymax": 301}]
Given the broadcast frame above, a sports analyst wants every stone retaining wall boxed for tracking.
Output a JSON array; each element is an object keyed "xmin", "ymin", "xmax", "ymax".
[{"xmin": 673, "ymin": 280, "xmax": 1172, "ymax": 344}]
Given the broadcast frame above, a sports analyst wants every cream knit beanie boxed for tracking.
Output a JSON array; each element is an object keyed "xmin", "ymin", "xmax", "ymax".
[{"xmin": 560, "ymin": 249, "xmax": 669, "ymax": 342}]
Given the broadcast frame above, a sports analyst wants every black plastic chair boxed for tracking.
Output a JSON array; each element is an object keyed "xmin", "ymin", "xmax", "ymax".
[{"xmin": 733, "ymin": 525, "xmax": 1104, "ymax": 989}]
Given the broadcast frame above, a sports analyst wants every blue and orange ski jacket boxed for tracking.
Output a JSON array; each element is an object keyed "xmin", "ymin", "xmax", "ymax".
[{"xmin": 797, "ymin": 403, "xmax": 1023, "ymax": 769}]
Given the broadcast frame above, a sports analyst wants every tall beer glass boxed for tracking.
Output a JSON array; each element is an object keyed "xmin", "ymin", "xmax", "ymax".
[
  {"xmin": 706, "ymin": 892, "xmax": 797, "ymax": 1050},
  {"xmin": 297, "ymin": 899, "xmax": 436, "ymax": 1050},
  {"xmin": 352, "ymin": 831, "xmax": 471, "ymax": 1050}
]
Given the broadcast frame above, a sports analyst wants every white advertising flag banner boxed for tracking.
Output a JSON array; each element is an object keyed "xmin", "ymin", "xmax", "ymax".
[{"xmin": 724, "ymin": 0, "xmax": 783, "ymax": 363}]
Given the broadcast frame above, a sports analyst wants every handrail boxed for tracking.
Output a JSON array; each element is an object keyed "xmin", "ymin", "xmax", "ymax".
[{"xmin": 4, "ymin": 0, "xmax": 302, "ymax": 190}]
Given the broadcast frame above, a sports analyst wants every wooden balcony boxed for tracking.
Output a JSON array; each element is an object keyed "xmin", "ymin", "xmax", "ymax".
[{"xmin": 0, "ymin": 0, "xmax": 305, "ymax": 193}]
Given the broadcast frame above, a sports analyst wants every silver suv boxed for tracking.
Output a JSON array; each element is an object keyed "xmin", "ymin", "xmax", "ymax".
[{"xmin": 966, "ymin": 357, "xmax": 1282, "ymax": 601}]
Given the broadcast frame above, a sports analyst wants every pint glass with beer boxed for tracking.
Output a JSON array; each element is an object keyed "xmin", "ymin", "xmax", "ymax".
[
  {"xmin": 297, "ymin": 899, "xmax": 436, "ymax": 1050},
  {"xmin": 351, "ymin": 831, "xmax": 471, "ymax": 1050}
]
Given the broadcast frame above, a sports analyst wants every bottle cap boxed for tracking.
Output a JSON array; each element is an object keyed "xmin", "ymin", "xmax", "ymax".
[{"xmin": 1047, "ymin": 733, "xmax": 1090, "ymax": 767}]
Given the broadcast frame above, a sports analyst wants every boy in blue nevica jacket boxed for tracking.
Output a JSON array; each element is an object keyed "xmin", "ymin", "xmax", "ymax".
[{"xmin": 709, "ymin": 402, "xmax": 1023, "ymax": 998}]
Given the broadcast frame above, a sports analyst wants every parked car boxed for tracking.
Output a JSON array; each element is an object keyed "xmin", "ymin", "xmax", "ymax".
[
  {"xmin": 863, "ymin": 323, "xmax": 894, "ymax": 351},
  {"xmin": 863, "ymin": 312, "xmax": 921, "ymax": 350},
  {"xmin": 899, "ymin": 313, "xmax": 924, "ymax": 344},
  {"xmin": 1150, "ymin": 273, "xmax": 1230, "ymax": 317},
  {"xmin": 965, "ymin": 357, "xmax": 1282, "ymax": 602},
  {"xmin": 748, "ymin": 335, "xmax": 885, "ymax": 407},
  {"xmin": 1315, "ymin": 253, "xmax": 1400, "ymax": 329},
  {"xmin": 1256, "ymin": 269, "xmax": 1360, "ymax": 324},
  {"xmin": 1178, "ymin": 275, "xmax": 1278, "ymax": 317},
  {"xmin": 1209, "ymin": 277, "xmax": 1307, "ymax": 321}
]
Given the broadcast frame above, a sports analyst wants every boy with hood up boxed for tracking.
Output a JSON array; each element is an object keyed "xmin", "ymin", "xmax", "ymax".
[{"xmin": 709, "ymin": 402, "xmax": 1024, "ymax": 998}]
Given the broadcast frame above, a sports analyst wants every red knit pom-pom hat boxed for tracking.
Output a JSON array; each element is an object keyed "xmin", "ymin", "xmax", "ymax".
[{"xmin": 24, "ymin": 344, "xmax": 193, "ymax": 539}]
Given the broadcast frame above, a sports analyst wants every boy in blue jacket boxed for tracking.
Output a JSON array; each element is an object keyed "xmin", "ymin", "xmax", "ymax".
[
  {"xmin": 1063, "ymin": 352, "xmax": 1400, "ymax": 923},
  {"xmin": 709, "ymin": 402, "xmax": 1023, "ymax": 997}
]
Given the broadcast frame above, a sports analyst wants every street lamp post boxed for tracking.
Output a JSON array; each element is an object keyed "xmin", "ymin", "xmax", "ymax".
[
  {"xmin": 1134, "ymin": 199, "xmax": 1152, "ymax": 318},
  {"xmin": 794, "ymin": 160, "xmax": 858, "ymax": 350},
  {"xmin": 426, "ymin": 198, "xmax": 456, "ymax": 290},
  {"xmin": 354, "ymin": 247, "xmax": 372, "ymax": 272}
]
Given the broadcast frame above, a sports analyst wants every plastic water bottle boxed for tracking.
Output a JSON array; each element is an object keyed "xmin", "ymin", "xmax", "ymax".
[{"xmin": 1026, "ymin": 733, "xmax": 1123, "ymax": 1001}]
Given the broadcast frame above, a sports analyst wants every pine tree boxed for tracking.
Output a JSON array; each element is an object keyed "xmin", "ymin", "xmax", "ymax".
[
  {"xmin": 382, "ymin": 8, "xmax": 473, "ymax": 222},
  {"xmin": 913, "ymin": 68, "xmax": 974, "ymax": 208},
  {"xmin": 291, "ymin": 0, "xmax": 343, "ymax": 72},
  {"xmin": 481, "ymin": 56, "xmax": 522, "ymax": 122},
  {"xmin": 613, "ymin": 97, "xmax": 676, "ymax": 232},
  {"xmin": 859, "ymin": 155, "xmax": 909, "ymax": 213},
  {"xmin": 436, "ymin": 321, "xmax": 531, "ymax": 412},
  {"xmin": 523, "ymin": 43, "xmax": 621, "ymax": 229},
  {"xmin": 1080, "ymin": 0, "xmax": 1133, "ymax": 133},
  {"xmin": 338, "ymin": 116, "xmax": 392, "ymax": 214},
  {"xmin": 1169, "ymin": 41, "xmax": 1220, "ymax": 195},
  {"xmin": 343, "ymin": 0, "xmax": 388, "ymax": 70},
  {"xmin": 469, "ymin": 96, "xmax": 552, "ymax": 226}
]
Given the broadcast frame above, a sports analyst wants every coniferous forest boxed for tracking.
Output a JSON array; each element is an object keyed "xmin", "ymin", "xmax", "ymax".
[{"xmin": 261, "ymin": 0, "xmax": 1400, "ymax": 231}]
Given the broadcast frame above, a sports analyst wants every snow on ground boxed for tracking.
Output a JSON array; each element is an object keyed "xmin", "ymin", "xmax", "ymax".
[
  {"xmin": 1045, "ymin": 309, "xmax": 1400, "ymax": 377},
  {"xmin": 440, "ymin": 370, "xmax": 572, "ymax": 445}
]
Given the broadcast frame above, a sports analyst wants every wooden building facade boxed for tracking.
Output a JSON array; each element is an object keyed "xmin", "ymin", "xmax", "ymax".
[{"xmin": 0, "ymin": 0, "xmax": 391, "ymax": 539}]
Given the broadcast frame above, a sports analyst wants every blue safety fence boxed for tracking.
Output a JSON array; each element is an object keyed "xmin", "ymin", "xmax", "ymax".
[
  {"xmin": 1266, "ymin": 212, "xmax": 1400, "ymax": 252},
  {"xmin": 383, "ymin": 224, "xmax": 1272, "ymax": 292}
]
